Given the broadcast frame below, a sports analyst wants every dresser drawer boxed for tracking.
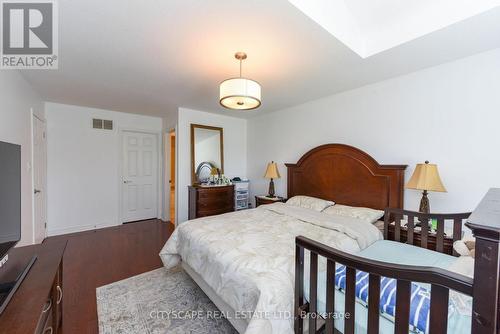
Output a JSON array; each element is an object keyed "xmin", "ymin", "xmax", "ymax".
[
  {"xmin": 35, "ymin": 297, "xmax": 53, "ymax": 334},
  {"xmin": 197, "ymin": 205, "xmax": 234, "ymax": 217},
  {"xmin": 197, "ymin": 199, "xmax": 232, "ymax": 209},
  {"xmin": 197, "ymin": 187, "xmax": 233, "ymax": 198},
  {"xmin": 189, "ymin": 185, "xmax": 235, "ymax": 219},
  {"xmin": 197, "ymin": 192, "xmax": 233, "ymax": 204}
]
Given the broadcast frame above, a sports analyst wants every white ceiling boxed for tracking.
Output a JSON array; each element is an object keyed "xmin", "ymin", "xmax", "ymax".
[{"xmin": 21, "ymin": 0, "xmax": 500, "ymax": 119}]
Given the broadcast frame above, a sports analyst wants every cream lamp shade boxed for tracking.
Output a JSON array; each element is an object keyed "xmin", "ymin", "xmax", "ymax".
[
  {"xmin": 406, "ymin": 161, "xmax": 446, "ymax": 214},
  {"xmin": 219, "ymin": 52, "xmax": 261, "ymax": 111},
  {"xmin": 220, "ymin": 78, "xmax": 261, "ymax": 110},
  {"xmin": 264, "ymin": 162, "xmax": 280, "ymax": 179},
  {"xmin": 406, "ymin": 161, "xmax": 447, "ymax": 192},
  {"xmin": 264, "ymin": 161, "xmax": 280, "ymax": 198}
]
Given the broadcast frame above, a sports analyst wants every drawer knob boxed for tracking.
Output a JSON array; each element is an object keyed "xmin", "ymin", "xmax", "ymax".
[
  {"xmin": 42, "ymin": 299, "xmax": 52, "ymax": 313},
  {"xmin": 56, "ymin": 285, "xmax": 63, "ymax": 305}
]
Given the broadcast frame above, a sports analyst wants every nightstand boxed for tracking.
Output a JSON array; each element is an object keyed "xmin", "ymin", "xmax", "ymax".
[{"xmin": 255, "ymin": 195, "xmax": 286, "ymax": 207}]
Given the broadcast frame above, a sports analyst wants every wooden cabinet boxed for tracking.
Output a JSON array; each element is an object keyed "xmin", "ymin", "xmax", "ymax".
[
  {"xmin": 188, "ymin": 185, "xmax": 235, "ymax": 219},
  {"xmin": 0, "ymin": 239, "xmax": 66, "ymax": 334},
  {"xmin": 36, "ymin": 260, "xmax": 63, "ymax": 334}
]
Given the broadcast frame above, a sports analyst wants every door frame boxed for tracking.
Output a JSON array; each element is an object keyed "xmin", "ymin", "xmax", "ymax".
[
  {"xmin": 163, "ymin": 128, "xmax": 177, "ymax": 225},
  {"xmin": 118, "ymin": 128, "xmax": 163, "ymax": 224},
  {"xmin": 31, "ymin": 111, "xmax": 47, "ymax": 243}
]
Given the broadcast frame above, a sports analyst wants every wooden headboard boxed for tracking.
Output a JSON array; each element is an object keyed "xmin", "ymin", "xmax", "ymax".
[{"xmin": 285, "ymin": 144, "xmax": 407, "ymax": 211}]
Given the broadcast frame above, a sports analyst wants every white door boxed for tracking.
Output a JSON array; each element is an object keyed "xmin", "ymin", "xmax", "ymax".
[
  {"xmin": 121, "ymin": 131, "xmax": 159, "ymax": 222},
  {"xmin": 32, "ymin": 115, "xmax": 47, "ymax": 243}
]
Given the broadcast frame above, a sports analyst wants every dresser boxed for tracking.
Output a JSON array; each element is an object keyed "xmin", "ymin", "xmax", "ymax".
[
  {"xmin": 0, "ymin": 238, "xmax": 66, "ymax": 334},
  {"xmin": 188, "ymin": 185, "xmax": 235, "ymax": 219}
]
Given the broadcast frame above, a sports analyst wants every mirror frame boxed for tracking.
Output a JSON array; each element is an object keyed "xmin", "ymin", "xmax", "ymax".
[{"xmin": 190, "ymin": 123, "xmax": 224, "ymax": 185}]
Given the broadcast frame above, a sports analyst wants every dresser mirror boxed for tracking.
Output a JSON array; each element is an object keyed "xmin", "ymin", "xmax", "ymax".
[{"xmin": 191, "ymin": 124, "xmax": 224, "ymax": 184}]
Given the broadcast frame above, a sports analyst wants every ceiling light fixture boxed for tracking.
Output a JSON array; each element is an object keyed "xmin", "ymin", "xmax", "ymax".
[{"xmin": 219, "ymin": 52, "xmax": 261, "ymax": 110}]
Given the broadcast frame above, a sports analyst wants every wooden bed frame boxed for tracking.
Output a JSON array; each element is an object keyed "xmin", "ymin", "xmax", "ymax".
[
  {"xmin": 285, "ymin": 143, "xmax": 406, "ymax": 211},
  {"xmin": 290, "ymin": 144, "xmax": 500, "ymax": 334}
]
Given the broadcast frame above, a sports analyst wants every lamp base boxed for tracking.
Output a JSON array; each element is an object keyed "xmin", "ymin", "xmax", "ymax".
[
  {"xmin": 419, "ymin": 190, "xmax": 430, "ymax": 214},
  {"xmin": 267, "ymin": 179, "xmax": 275, "ymax": 198}
]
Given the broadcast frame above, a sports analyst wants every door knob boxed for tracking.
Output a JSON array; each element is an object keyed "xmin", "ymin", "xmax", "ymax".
[
  {"xmin": 34, "ymin": 189, "xmax": 41, "ymax": 194},
  {"xmin": 123, "ymin": 180, "xmax": 132, "ymax": 184}
]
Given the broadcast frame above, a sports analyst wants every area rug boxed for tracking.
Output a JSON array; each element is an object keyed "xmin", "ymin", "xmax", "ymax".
[{"xmin": 96, "ymin": 266, "xmax": 238, "ymax": 334}]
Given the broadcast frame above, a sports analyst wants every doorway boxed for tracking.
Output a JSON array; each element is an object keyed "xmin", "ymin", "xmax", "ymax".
[
  {"xmin": 32, "ymin": 114, "xmax": 47, "ymax": 243},
  {"xmin": 121, "ymin": 130, "xmax": 159, "ymax": 223},
  {"xmin": 169, "ymin": 130, "xmax": 176, "ymax": 223}
]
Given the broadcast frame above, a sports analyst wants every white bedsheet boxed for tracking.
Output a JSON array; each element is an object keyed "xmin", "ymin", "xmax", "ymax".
[{"xmin": 160, "ymin": 203, "xmax": 382, "ymax": 334}]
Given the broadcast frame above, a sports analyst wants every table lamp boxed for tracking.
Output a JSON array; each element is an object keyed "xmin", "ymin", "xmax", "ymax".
[
  {"xmin": 264, "ymin": 161, "xmax": 280, "ymax": 198},
  {"xmin": 406, "ymin": 161, "xmax": 446, "ymax": 213}
]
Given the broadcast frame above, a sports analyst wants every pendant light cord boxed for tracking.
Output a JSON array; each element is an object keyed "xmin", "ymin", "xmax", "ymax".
[{"xmin": 239, "ymin": 59, "xmax": 242, "ymax": 78}]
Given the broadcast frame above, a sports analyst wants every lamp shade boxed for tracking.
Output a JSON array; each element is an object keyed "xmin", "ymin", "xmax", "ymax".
[
  {"xmin": 406, "ymin": 161, "xmax": 446, "ymax": 192},
  {"xmin": 220, "ymin": 78, "xmax": 261, "ymax": 110},
  {"xmin": 264, "ymin": 162, "xmax": 280, "ymax": 179}
]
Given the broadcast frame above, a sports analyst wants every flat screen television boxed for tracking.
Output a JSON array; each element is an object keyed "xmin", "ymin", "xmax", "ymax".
[
  {"xmin": 0, "ymin": 141, "xmax": 34, "ymax": 315},
  {"xmin": 0, "ymin": 141, "xmax": 21, "ymax": 259}
]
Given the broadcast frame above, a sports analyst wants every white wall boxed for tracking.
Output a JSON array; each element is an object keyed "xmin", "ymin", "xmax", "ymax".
[
  {"xmin": 177, "ymin": 107, "xmax": 247, "ymax": 223},
  {"xmin": 45, "ymin": 103, "xmax": 163, "ymax": 236},
  {"xmin": 247, "ymin": 48, "xmax": 500, "ymax": 213},
  {"xmin": 0, "ymin": 71, "xmax": 44, "ymax": 246}
]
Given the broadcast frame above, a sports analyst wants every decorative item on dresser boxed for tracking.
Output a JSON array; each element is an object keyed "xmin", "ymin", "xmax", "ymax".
[
  {"xmin": 255, "ymin": 195, "xmax": 286, "ymax": 207},
  {"xmin": 188, "ymin": 185, "xmax": 235, "ymax": 219},
  {"xmin": 0, "ymin": 238, "xmax": 66, "ymax": 334},
  {"xmin": 406, "ymin": 160, "xmax": 447, "ymax": 213},
  {"xmin": 264, "ymin": 161, "xmax": 280, "ymax": 198}
]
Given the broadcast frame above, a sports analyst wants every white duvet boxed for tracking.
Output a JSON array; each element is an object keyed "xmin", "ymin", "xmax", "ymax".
[{"xmin": 159, "ymin": 203, "xmax": 382, "ymax": 334}]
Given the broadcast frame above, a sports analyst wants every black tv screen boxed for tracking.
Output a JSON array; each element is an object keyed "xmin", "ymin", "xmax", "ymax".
[{"xmin": 0, "ymin": 141, "xmax": 21, "ymax": 260}]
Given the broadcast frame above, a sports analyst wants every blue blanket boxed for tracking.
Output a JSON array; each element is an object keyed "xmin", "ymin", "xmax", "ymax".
[{"xmin": 335, "ymin": 265, "xmax": 433, "ymax": 334}]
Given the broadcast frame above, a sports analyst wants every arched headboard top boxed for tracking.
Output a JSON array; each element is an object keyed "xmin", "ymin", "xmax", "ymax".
[{"xmin": 285, "ymin": 144, "xmax": 407, "ymax": 211}]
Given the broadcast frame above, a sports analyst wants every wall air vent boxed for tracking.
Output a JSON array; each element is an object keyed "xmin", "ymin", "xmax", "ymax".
[
  {"xmin": 92, "ymin": 119, "xmax": 113, "ymax": 130},
  {"xmin": 103, "ymin": 120, "xmax": 113, "ymax": 130},
  {"xmin": 93, "ymin": 118, "xmax": 103, "ymax": 129}
]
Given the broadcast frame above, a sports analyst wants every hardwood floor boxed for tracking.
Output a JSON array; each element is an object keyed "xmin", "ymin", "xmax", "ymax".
[{"xmin": 48, "ymin": 220, "xmax": 174, "ymax": 334}]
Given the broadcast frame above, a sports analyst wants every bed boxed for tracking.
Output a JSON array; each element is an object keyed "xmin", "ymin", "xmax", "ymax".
[
  {"xmin": 160, "ymin": 144, "xmax": 500, "ymax": 334},
  {"xmin": 160, "ymin": 143, "xmax": 407, "ymax": 332}
]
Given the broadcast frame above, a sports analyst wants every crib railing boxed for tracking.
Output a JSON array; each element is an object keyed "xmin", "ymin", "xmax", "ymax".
[
  {"xmin": 383, "ymin": 209, "xmax": 471, "ymax": 256},
  {"xmin": 294, "ymin": 236, "xmax": 474, "ymax": 334}
]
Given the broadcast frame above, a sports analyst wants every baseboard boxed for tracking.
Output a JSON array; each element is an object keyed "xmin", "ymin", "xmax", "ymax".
[{"xmin": 47, "ymin": 222, "xmax": 118, "ymax": 237}]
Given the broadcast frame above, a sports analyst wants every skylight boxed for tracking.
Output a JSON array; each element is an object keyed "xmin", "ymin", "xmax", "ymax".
[{"xmin": 288, "ymin": 0, "xmax": 500, "ymax": 58}]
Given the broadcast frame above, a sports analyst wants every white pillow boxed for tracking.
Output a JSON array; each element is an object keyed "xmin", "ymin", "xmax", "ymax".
[
  {"xmin": 322, "ymin": 204, "xmax": 384, "ymax": 224},
  {"xmin": 286, "ymin": 196, "xmax": 335, "ymax": 212}
]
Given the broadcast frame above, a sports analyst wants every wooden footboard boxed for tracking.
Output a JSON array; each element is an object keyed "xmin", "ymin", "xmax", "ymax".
[{"xmin": 295, "ymin": 188, "xmax": 500, "ymax": 334}]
